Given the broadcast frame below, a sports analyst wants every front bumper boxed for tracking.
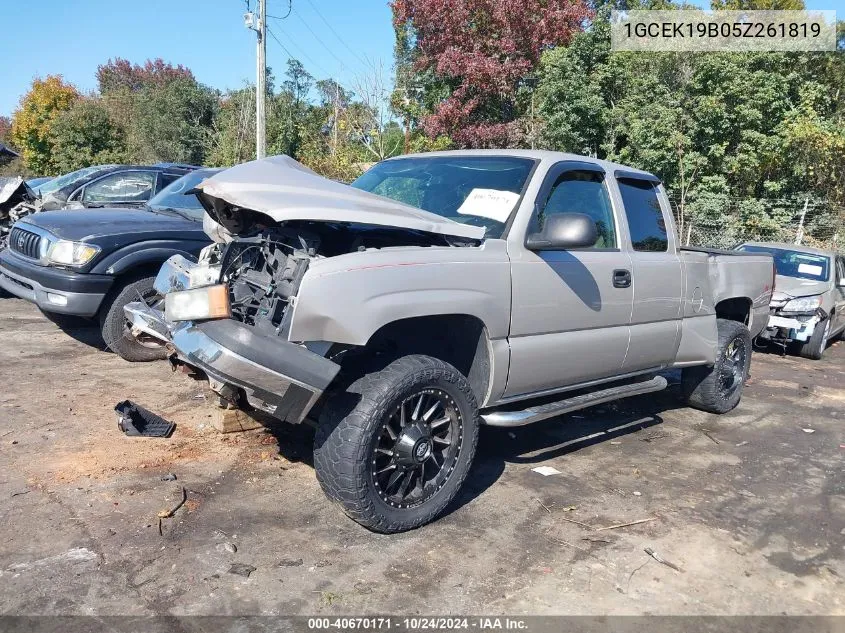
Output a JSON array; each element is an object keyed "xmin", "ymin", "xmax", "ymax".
[
  {"xmin": 125, "ymin": 256, "xmax": 340, "ymax": 424},
  {"xmin": 0, "ymin": 248, "xmax": 111, "ymax": 316},
  {"xmin": 760, "ymin": 313, "xmax": 819, "ymax": 343}
]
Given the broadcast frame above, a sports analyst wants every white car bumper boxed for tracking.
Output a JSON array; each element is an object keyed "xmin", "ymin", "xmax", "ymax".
[{"xmin": 765, "ymin": 314, "xmax": 819, "ymax": 342}]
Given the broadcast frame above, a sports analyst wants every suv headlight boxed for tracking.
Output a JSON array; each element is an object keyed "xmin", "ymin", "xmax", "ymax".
[
  {"xmin": 782, "ymin": 295, "xmax": 821, "ymax": 313},
  {"xmin": 47, "ymin": 240, "xmax": 100, "ymax": 266}
]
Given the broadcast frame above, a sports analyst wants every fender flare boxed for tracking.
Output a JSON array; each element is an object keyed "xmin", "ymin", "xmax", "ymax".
[{"xmin": 90, "ymin": 240, "xmax": 207, "ymax": 276}]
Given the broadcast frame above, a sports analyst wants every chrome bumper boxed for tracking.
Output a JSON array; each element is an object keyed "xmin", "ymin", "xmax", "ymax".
[{"xmin": 125, "ymin": 255, "xmax": 340, "ymax": 424}]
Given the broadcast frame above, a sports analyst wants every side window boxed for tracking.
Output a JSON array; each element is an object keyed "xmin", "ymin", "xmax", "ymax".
[
  {"xmin": 837, "ymin": 257, "xmax": 845, "ymax": 283},
  {"xmin": 535, "ymin": 170, "xmax": 616, "ymax": 249},
  {"xmin": 158, "ymin": 173, "xmax": 181, "ymax": 191},
  {"xmin": 617, "ymin": 178, "xmax": 668, "ymax": 252},
  {"xmin": 82, "ymin": 171, "xmax": 156, "ymax": 205}
]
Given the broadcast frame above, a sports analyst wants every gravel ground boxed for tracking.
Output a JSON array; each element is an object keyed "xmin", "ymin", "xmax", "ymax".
[{"xmin": 0, "ymin": 297, "xmax": 843, "ymax": 616}]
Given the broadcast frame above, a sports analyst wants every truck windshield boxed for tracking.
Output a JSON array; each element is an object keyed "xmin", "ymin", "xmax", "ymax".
[
  {"xmin": 351, "ymin": 156, "xmax": 535, "ymax": 238},
  {"xmin": 739, "ymin": 245, "xmax": 830, "ymax": 282}
]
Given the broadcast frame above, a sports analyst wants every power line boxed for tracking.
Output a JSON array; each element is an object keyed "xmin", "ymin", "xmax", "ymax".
[
  {"xmin": 300, "ymin": 0, "xmax": 370, "ymax": 68},
  {"xmin": 267, "ymin": 25, "xmax": 360, "ymax": 102},
  {"xmin": 267, "ymin": 25, "xmax": 335, "ymax": 81},
  {"xmin": 267, "ymin": 0, "xmax": 292, "ymax": 19},
  {"xmin": 290, "ymin": 7, "xmax": 358, "ymax": 74}
]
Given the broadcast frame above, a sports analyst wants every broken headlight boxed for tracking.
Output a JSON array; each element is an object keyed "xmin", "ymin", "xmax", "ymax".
[
  {"xmin": 165, "ymin": 284, "xmax": 231, "ymax": 322},
  {"xmin": 47, "ymin": 240, "xmax": 100, "ymax": 266},
  {"xmin": 782, "ymin": 295, "xmax": 821, "ymax": 313}
]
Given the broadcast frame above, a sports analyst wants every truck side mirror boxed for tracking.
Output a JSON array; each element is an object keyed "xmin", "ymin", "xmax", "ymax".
[{"xmin": 525, "ymin": 213, "xmax": 598, "ymax": 251}]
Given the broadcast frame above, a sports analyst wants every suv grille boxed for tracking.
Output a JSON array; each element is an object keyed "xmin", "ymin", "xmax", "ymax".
[{"xmin": 9, "ymin": 227, "xmax": 41, "ymax": 259}]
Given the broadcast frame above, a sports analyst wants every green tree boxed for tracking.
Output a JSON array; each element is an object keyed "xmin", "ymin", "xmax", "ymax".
[
  {"xmin": 206, "ymin": 85, "xmax": 256, "ymax": 166},
  {"xmin": 49, "ymin": 98, "xmax": 127, "ymax": 172},
  {"xmin": 536, "ymin": 4, "xmax": 844, "ymax": 245},
  {"xmin": 126, "ymin": 78, "xmax": 218, "ymax": 165},
  {"xmin": 711, "ymin": 0, "xmax": 804, "ymax": 9},
  {"xmin": 282, "ymin": 59, "xmax": 314, "ymax": 106}
]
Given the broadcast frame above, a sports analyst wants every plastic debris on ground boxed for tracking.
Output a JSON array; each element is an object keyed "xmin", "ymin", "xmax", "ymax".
[
  {"xmin": 115, "ymin": 400, "xmax": 176, "ymax": 438},
  {"xmin": 532, "ymin": 466, "xmax": 561, "ymax": 476}
]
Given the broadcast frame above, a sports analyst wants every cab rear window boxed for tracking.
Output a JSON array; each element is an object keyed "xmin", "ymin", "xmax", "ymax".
[{"xmin": 618, "ymin": 178, "xmax": 668, "ymax": 252}]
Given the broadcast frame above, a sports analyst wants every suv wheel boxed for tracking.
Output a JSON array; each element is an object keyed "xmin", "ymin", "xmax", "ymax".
[
  {"xmin": 99, "ymin": 274, "xmax": 167, "ymax": 362},
  {"xmin": 681, "ymin": 318, "xmax": 752, "ymax": 414},
  {"xmin": 799, "ymin": 317, "xmax": 830, "ymax": 360},
  {"xmin": 313, "ymin": 355, "xmax": 479, "ymax": 533}
]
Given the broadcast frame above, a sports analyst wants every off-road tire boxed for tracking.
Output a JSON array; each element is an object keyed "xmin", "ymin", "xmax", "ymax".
[
  {"xmin": 799, "ymin": 317, "xmax": 830, "ymax": 360},
  {"xmin": 99, "ymin": 275, "xmax": 166, "ymax": 362},
  {"xmin": 313, "ymin": 355, "xmax": 480, "ymax": 533},
  {"xmin": 681, "ymin": 318, "xmax": 752, "ymax": 414}
]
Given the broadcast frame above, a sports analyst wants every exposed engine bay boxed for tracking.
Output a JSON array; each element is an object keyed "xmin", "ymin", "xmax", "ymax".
[
  {"xmin": 218, "ymin": 220, "xmax": 466, "ymax": 338},
  {"xmin": 0, "ymin": 177, "xmax": 39, "ymax": 238}
]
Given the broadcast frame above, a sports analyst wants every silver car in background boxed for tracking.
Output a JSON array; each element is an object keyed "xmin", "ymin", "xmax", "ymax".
[{"xmin": 738, "ymin": 242, "xmax": 845, "ymax": 359}]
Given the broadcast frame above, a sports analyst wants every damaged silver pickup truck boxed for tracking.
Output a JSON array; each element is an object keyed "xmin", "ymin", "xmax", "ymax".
[{"xmin": 127, "ymin": 151, "xmax": 775, "ymax": 532}]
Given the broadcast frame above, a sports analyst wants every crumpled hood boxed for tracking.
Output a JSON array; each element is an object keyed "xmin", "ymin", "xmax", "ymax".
[
  {"xmin": 195, "ymin": 155, "xmax": 484, "ymax": 241},
  {"xmin": 0, "ymin": 177, "xmax": 35, "ymax": 214},
  {"xmin": 773, "ymin": 274, "xmax": 830, "ymax": 299}
]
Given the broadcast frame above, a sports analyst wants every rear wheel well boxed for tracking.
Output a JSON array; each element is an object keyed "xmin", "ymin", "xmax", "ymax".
[
  {"xmin": 335, "ymin": 315, "xmax": 491, "ymax": 404},
  {"xmin": 715, "ymin": 297, "xmax": 752, "ymax": 325}
]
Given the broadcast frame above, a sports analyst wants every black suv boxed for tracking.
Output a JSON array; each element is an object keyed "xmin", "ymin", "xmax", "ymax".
[{"xmin": 0, "ymin": 168, "xmax": 219, "ymax": 361}]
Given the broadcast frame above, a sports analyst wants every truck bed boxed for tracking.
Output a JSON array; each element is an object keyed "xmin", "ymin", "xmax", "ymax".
[{"xmin": 681, "ymin": 247, "xmax": 774, "ymax": 338}]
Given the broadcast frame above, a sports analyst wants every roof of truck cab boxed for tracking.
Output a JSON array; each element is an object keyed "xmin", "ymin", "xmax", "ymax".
[
  {"xmin": 740, "ymin": 241, "xmax": 834, "ymax": 257},
  {"xmin": 388, "ymin": 149, "xmax": 661, "ymax": 181}
]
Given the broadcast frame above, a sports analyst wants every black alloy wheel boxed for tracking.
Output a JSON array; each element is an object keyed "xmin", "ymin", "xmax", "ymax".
[{"xmin": 370, "ymin": 388, "xmax": 463, "ymax": 510}]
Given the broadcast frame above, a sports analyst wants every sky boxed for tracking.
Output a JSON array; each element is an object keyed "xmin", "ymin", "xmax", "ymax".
[
  {"xmin": 0, "ymin": 0, "xmax": 842, "ymax": 118},
  {"xmin": 0, "ymin": 0, "xmax": 396, "ymax": 117}
]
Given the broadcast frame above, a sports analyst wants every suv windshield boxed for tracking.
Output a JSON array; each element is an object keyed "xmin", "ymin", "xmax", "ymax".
[
  {"xmin": 147, "ymin": 168, "xmax": 219, "ymax": 219},
  {"xmin": 351, "ymin": 156, "xmax": 535, "ymax": 238},
  {"xmin": 740, "ymin": 245, "xmax": 830, "ymax": 282},
  {"xmin": 38, "ymin": 165, "xmax": 118, "ymax": 197}
]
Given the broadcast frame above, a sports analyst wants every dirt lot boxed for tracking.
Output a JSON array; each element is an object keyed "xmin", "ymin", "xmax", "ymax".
[{"xmin": 1, "ymin": 297, "xmax": 843, "ymax": 616}]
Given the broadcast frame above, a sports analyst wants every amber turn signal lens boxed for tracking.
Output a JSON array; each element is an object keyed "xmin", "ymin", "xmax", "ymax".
[{"xmin": 165, "ymin": 284, "xmax": 231, "ymax": 322}]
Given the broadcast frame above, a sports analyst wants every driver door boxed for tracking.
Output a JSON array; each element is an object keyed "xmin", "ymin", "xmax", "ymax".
[{"xmin": 505, "ymin": 162, "xmax": 633, "ymax": 399}]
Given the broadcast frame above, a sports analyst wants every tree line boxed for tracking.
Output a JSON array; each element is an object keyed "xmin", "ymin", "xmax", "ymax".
[
  {"xmin": 1, "ymin": 0, "xmax": 842, "ymax": 247},
  {"xmin": 392, "ymin": 0, "xmax": 844, "ymax": 247},
  {"xmin": 0, "ymin": 57, "xmax": 401, "ymax": 183}
]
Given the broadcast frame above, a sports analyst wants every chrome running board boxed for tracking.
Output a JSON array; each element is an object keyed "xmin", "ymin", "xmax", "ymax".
[{"xmin": 481, "ymin": 376, "xmax": 668, "ymax": 427}]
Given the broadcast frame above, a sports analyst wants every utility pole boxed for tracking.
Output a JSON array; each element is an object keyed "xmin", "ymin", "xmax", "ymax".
[
  {"xmin": 256, "ymin": 0, "xmax": 267, "ymax": 159},
  {"xmin": 244, "ymin": 3, "xmax": 266, "ymax": 158},
  {"xmin": 245, "ymin": 0, "xmax": 267, "ymax": 159}
]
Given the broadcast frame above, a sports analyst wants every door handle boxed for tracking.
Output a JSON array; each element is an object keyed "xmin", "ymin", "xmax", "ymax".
[{"xmin": 613, "ymin": 269, "xmax": 632, "ymax": 288}]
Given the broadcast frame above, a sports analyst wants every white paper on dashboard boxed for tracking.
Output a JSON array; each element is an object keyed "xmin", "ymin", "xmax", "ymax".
[
  {"xmin": 457, "ymin": 189, "xmax": 520, "ymax": 223},
  {"xmin": 797, "ymin": 263, "xmax": 823, "ymax": 276}
]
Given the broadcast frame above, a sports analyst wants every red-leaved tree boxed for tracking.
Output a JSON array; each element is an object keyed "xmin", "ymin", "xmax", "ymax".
[
  {"xmin": 391, "ymin": 0, "xmax": 591, "ymax": 147},
  {"xmin": 96, "ymin": 58, "xmax": 195, "ymax": 94}
]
